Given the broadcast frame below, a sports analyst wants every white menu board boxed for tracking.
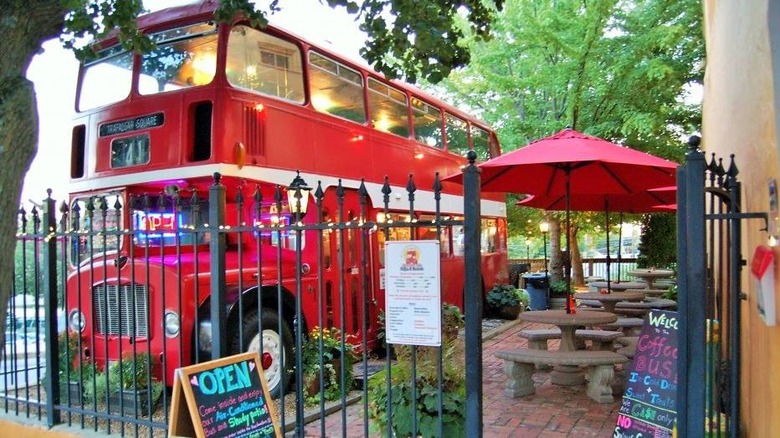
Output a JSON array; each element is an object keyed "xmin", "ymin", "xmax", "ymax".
[{"xmin": 384, "ymin": 240, "xmax": 442, "ymax": 346}]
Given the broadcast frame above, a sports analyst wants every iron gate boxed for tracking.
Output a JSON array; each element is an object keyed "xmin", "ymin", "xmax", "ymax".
[{"xmin": 676, "ymin": 136, "xmax": 768, "ymax": 437}]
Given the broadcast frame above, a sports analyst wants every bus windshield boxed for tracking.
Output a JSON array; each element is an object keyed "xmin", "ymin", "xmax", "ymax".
[{"xmin": 79, "ymin": 46, "xmax": 133, "ymax": 111}]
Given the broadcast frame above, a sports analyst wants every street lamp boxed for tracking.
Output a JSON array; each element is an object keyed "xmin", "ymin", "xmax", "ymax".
[
  {"xmin": 539, "ymin": 221, "xmax": 549, "ymax": 276},
  {"xmin": 287, "ymin": 170, "xmax": 310, "ymax": 434},
  {"xmin": 287, "ymin": 170, "xmax": 311, "ymax": 221},
  {"xmin": 525, "ymin": 237, "xmax": 531, "ymax": 265}
]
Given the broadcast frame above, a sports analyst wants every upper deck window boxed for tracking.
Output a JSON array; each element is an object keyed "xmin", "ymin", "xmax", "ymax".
[
  {"xmin": 309, "ymin": 52, "xmax": 366, "ymax": 123},
  {"xmin": 368, "ymin": 79, "xmax": 409, "ymax": 137},
  {"xmin": 445, "ymin": 114, "xmax": 469, "ymax": 157},
  {"xmin": 226, "ymin": 26, "xmax": 304, "ymax": 103},
  {"xmin": 138, "ymin": 23, "xmax": 218, "ymax": 95},
  {"xmin": 78, "ymin": 46, "xmax": 133, "ymax": 111},
  {"xmin": 472, "ymin": 126, "xmax": 491, "ymax": 161},
  {"xmin": 411, "ymin": 98, "xmax": 443, "ymax": 148}
]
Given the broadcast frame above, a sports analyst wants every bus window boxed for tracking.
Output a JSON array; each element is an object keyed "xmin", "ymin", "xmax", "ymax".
[
  {"xmin": 453, "ymin": 226, "xmax": 465, "ymax": 256},
  {"xmin": 138, "ymin": 22, "xmax": 218, "ymax": 95},
  {"xmin": 309, "ymin": 52, "xmax": 366, "ymax": 123},
  {"xmin": 368, "ymin": 79, "xmax": 409, "ymax": 137},
  {"xmin": 78, "ymin": 46, "xmax": 133, "ymax": 111},
  {"xmin": 130, "ymin": 195, "xmax": 208, "ymax": 247},
  {"xmin": 251, "ymin": 202, "xmax": 305, "ymax": 250},
  {"xmin": 412, "ymin": 98, "xmax": 443, "ymax": 148},
  {"xmin": 445, "ymin": 114, "xmax": 469, "ymax": 157},
  {"xmin": 69, "ymin": 194, "xmax": 123, "ymax": 265},
  {"xmin": 226, "ymin": 26, "xmax": 304, "ymax": 103},
  {"xmin": 481, "ymin": 218, "xmax": 498, "ymax": 253},
  {"xmin": 472, "ymin": 126, "xmax": 491, "ymax": 162},
  {"xmin": 111, "ymin": 135, "xmax": 150, "ymax": 168}
]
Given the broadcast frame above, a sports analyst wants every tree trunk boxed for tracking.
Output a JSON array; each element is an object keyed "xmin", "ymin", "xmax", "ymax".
[
  {"xmin": 570, "ymin": 223, "xmax": 585, "ymax": 287},
  {"xmin": 549, "ymin": 217, "xmax": 564, "ymax": 283},
  {"xmin": 0, "ymin": 2, "xmax": 67, "ymax": 344},
  {"xmin": 0, "ymin": 76, "xmax": 38, "ymax": 341}
]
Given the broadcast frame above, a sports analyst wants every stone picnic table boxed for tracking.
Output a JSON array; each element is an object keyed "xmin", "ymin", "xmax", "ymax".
[
  {"xmin": 626, "ymin": 268, "xmax": 675, "ymax": 289},
  {"xmin": 574, "ymin": 290, "xmax": 646, "ymax": 313},
  {"xmin": 587, "ymin": 280, "xmax": 647, "ymax": 292},
  {"xmin": 518, "ymin": 309, "xmax": 619, "ymax": 386}
]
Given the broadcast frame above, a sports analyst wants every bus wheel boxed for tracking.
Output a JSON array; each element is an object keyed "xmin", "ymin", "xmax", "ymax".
[{"xmin": 231, "ymin": 308, "xmax": 293, "ymax": 399}]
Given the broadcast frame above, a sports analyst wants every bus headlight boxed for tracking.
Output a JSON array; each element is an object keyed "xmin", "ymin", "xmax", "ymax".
[
  {"xmin": 164, "ymin": 311, "xmax": 180, "ymax": 338},
  {"xmin": 68, "ymin": 309, "xmax": 85, "ymax": 332}
]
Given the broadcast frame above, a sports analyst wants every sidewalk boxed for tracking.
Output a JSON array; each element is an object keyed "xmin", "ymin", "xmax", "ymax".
[{"xmin": 306, "ymin": 319, "xmax": 622, "ymax": 437}]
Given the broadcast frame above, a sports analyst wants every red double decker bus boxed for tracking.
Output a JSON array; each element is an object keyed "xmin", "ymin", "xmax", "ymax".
[{"xmin": 64, "ymin": 2, "xmax": 508, "ymax": 397}]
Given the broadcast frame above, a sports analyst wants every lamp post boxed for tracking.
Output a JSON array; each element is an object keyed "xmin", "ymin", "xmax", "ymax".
[
  {"xmin": 287, "ymin": 170, "xmax": 310, "ymax": 435},
  {"xmin": 525, "ymin": 238, "xmax": 531, "ymax": 265},
  {"xmin": 539, "ymin": 221, "xmax": 549, "ymax": 276}
]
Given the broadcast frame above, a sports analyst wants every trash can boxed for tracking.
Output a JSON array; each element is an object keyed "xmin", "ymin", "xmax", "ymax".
[{"xmin": 522, "ymin": 273, "xmax": 550, "ymax": 310}]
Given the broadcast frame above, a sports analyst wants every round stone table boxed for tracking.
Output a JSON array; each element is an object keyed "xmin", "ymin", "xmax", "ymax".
[
  {"xmin": 519, "ymin": 310, "xmax": 619, "ymax": 386},
  {"xmin": 626, "ymin": 269, "xmax": 675, "ymax": 289},
  {"xmin": 574, "ymin": 291, "xmax": 646, "ymax": 313},
  {"xmin": 588, "ymin": 280, "xmax": 647, "ymax": 292}
]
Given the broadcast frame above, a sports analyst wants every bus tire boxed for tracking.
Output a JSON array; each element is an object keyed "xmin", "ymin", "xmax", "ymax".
[{"xmin": 230, "ymin": 308, "xmax": 293, "ymax": 399}]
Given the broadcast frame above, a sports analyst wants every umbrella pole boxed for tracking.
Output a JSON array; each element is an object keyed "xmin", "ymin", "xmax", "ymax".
[
  {"xmin": 605, "ymin": 198, "xmax": 611, "ymax": 293},
  {"xmin": 565, "ymin": 171, "xmax": 572, "ymax": 313},
  {"xmin": 617, "ymin": 212, "xmax": 624, "ymax": 281}
]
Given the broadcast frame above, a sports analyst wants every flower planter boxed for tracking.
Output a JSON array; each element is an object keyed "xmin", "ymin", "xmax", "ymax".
[
  {"xmin": 63, "ymin": 380, "xmax": 84, "ymax": 405},
  {"xmin": 495, "ymin": 305, "xmax": 522, "ymax": 320},
  {"xmin": 107, "ymin": 387, "xmax": 157, "ymax": 415}
]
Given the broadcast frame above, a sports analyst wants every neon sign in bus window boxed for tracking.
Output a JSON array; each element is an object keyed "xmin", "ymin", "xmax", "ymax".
[{"xmin": 133, "ymin": 211, "xmax": 205, "ymax": 246}]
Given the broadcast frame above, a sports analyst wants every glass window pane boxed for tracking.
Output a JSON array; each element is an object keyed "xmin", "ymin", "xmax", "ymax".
[
  {"xmin": 138, "ymin": 23, "xmax": 218, "ymax": 95},
  {"xmin": 472, "ymin": 126, "xmax": 491, "ymax": 162},
  {"xmin": 111, "ymin": 135, "xmax": 150, "ymax": 168},
  {"xmin": 78, "ymin": 48, "xmax": 133, "ymax": 111},
  {"xmin": 445, "ymin": 114, "xmax": 469, "ymax": 156},
  {"xmin": 226, "ymin": 25, "xmax": 305, "ymax": 103},
  {"xmin": 309, "ymin": 52, "xmax": 366, "ymax": 123},
  {"xmin": 368, "ymin": 78, "xmax": 409, "ymax": 137},
  {"xmin": 412, "ymin": 98, "xmax": 443, "ymax": 148}
]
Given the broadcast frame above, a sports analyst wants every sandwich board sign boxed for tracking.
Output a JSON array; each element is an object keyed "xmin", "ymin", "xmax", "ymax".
[{"xmin": 168, "ymin": 352, "xmax": 281, "ymax": 438}]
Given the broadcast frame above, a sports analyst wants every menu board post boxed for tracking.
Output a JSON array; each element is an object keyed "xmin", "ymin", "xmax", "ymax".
[
  {"xmin": 614, "ymin": 310, "xmax": 679, "ymax": 438},
  {"xmin": 168, "ymin": 352, "xmax": 281, "ymax": 438}
]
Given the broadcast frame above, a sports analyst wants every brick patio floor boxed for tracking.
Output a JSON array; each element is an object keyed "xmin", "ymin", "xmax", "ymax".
[{"xmin": 302, "ymin": 319, "xmax": 623, "ymax": 437}]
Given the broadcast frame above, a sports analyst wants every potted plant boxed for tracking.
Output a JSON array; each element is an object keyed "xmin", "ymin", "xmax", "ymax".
[
  {"xmin": 486, "ymin": 284, "xmax": 529, "ymax": 320},
  {"xmin": 301, "ymin": 326, "xmax": 357, "ymax": 404},
  {"xmin": 56, "ymin": 330, "xmax": 96, "ymax": 405},
  {"xmin": 368, "ymin": 303, "xmax": 466, "ymax": 438},
  {"xmin": 86, "ymin": 351, "xmax": 164, "ymax": 415},
  {"xmin": 549, "ymin": 279, "xmax": 573, "ymax": 309}
]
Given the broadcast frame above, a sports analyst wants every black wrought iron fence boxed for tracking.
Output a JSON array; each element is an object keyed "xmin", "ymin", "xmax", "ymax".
[{"xmin": 3, "ymin": 163, "xmax": 486, "ymax": 437}]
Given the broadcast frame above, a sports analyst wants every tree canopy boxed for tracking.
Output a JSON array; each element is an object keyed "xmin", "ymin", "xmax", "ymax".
[{"xmin": 437, "ymin": 0, "xmax": 702, "ymax": 282}]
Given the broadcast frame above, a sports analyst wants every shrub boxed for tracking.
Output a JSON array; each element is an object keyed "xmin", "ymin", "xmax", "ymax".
[{"xmin": 486, "ymin": 284, "xmax": 529, "ymax": 309}]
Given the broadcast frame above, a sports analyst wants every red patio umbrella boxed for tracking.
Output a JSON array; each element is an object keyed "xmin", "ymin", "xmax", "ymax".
[{"xmin": 444, "ymin": 128, "xmax": 678, "ymax": 313}]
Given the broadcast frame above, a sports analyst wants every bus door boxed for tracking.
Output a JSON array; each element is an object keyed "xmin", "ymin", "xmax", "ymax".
[{"xmin": 319, "ymin": 189, "xmax": 369, "ymax": 343}]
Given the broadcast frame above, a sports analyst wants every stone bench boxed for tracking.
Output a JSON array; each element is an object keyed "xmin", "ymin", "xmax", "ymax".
[
  {"xmin": 518, "ymin": 329, "xmax": 561, "ymax": 350},
  {"xmin": 613, "ymin": 336, "xmax": 639, "ymax": 395},
  {"xmin": 495, "ymin": 349, "xmax": 628, "ymax": 403},
  {"xmin": 601, "ymin": 318, "xmax": 645, "ymax": 336},
  {"xmin": 519, "ymin": 328, "xmax": 623, "ymax": 351},
  {"xmin": 575, "ymin": 329, "xmax": 623, "ymax": 351},
  {"xmin": 624, "ymin": 288, "xmax": 669, "ymax": 298}
]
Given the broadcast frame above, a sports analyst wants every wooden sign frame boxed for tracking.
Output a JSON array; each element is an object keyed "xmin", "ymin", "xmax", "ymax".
[{"xmin": 168, "ymin": 352, "xmax": 281, "ymax": 438}]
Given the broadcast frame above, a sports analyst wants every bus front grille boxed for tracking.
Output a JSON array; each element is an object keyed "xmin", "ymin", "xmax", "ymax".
[{"xmin": 92, "ymin": 283, "xmax": 149, "ymax": 338}]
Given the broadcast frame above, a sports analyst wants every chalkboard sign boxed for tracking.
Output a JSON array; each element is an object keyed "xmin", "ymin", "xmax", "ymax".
[
  {"xmin": 168, "ymin": 352, "xmax": 281, "ymax": 438},
  {"xmin": 614, "ymin": 310, "xmax": 678, "ymax": 438}
]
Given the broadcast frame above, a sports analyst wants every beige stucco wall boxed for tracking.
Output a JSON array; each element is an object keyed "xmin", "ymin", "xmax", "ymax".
[{"xmin": 703, "ymin": 0, "xmax": 780, "ymax": 436}]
